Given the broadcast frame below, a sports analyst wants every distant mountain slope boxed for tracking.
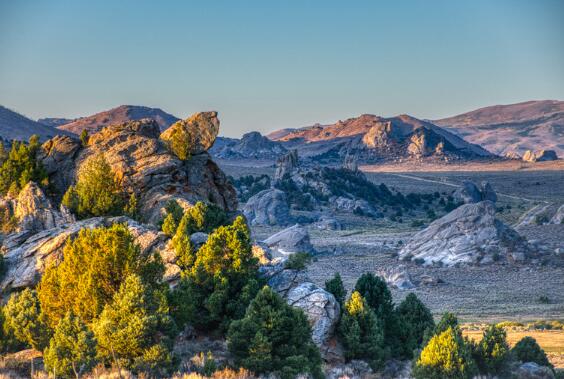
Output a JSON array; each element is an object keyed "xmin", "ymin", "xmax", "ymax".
[
  {"xmin": 0, "ymin": 105, "xmax": 73, "ymax": 142},
  {"xmin": 211, "ymin": 131, "xmax": 287, "ymax": 160},
  {"xmin": 433, "ymin": 100, "xmax": 564, "ymax": 156},
  {"xmin": 269, "ymin": 114, "xmax": 492, "ymax": 163},
  {"xmin": 38, "ymin": 118, "xmax": 75, "ymax": 128},
  {"xmin": 57, "ymin": 105, "xmax": 179, "ymax": 134}
]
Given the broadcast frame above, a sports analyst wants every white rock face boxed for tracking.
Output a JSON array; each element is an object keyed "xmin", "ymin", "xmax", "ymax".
[
  {"xmin": 550, "ymin": 204, "xmax": 564, "ymax": 225},
  {"xmin": 243, "ymin": 189, "xmax": 291, "ymax": 226},
  {"xmin": 399, "ymin": 201, "xmax": 531, "ymax": 266},
  {"xmin": 378, "ymin": 265, "xmax": 415, "ymax": 290},
  {"xmin": 286, "ymin": 282, "xmax": 340, "ymax": 355},
  {"xmin": 262, "ymin": 224, "xmax": 315, "ymax": 257},
  {"xmin": 14, "ymin": 182, "xmax": 68, "ymax": 232},
  {"xmin": 514, "ymin": 362, "xmax": 555, "ymax": 379}
]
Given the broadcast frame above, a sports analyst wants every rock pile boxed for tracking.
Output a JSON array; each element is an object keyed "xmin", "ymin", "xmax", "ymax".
[{"xmin": 522, "ymin": 149, "xmax": 558, "ymax": 162}]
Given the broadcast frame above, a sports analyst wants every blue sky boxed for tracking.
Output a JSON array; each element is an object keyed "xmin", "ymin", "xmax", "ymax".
[{"xmin": 1, "ymin": 0, "xmax": 563, "ymax": 137}]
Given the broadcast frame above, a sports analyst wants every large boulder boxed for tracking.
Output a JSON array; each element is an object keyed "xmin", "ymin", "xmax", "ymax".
[
  {"xmin": 262, "ymin": 224, "xmax": 315, "ymax": 257},
  {"xmin": 14, "ymin": 182, "xmax": 68, "ymax": 232},
  {"xmin": 1, "ymin": 217, "xmax": 179, "ymax": 292},
  {"xmin": 286, "ymin": 282, "xmax": 340, "ymax": 360},
  {"xmin": 399, "ymin": 201, "xmax": 531, "ymax": 266},
  {"xmin": 39, "ymin": 117, "xmax": 237, "ymax": 224},
  {"xmin": 243, "ymin": 189, "xmax": 291, "ymax": 226},
  {"xmin": 260, "ymin": 262, "xmax": 309, "ymax": 298},
  {"xmin": 160, "ymin": 111, "xmax": 220, "ymax": 155},
  {"xmin": 378, "ymin": 265, "xmax": 415, "ymax": 290},
  {"xmin": 522, "ymin": 150, "xmax": 559, "ymax": 162},
  {"xmin": 274, "ymin": 149, "xmax": 299, "ymax": 181},
  {"xmin": 514, "ymin": 362, "xmax": 555, "ymax": 379},
  {"xmin": 453, "ymin": 181, "xmax": 497, "ymax": 204}
]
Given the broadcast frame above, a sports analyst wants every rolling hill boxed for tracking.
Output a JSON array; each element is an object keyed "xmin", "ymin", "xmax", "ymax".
[
  {"xmin": 0, "ymin": 105, "xmax": 73, "ymax": 142},
  {"xmin": 433, "ymin": 100, "xmax": 564, "ymax": 157}
]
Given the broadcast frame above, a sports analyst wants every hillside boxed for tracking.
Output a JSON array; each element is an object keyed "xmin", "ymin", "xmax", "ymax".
[
  {"xmin": 433, "ymin": 100, "xmax": 564, "ymax": 156},
  {"xmin": 56, "ymin": 105, "xmax": 179, "ymax": 134},
  {"xmin": 268, "ymin": 113, "xmax": 493, "ymax": 163},
  {"xmin": 211, "ymin": 131, "xmax": 287, "ymax": 160},
  {"xmin": 0, "ymin": 105, "xmax": 73, "ymax": 142}
]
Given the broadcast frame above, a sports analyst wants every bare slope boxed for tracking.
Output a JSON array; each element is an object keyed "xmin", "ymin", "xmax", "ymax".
[
  {"xmin": 0, "ymin": 105, "xmax": 73, "ymax": 142},
  {"xmin": 56, "ymin": 105, "xmax": 179, "ymax": 134},
  {"xmin": 433, "ymin": 100, "xmax": 564, "ymax": 156}
]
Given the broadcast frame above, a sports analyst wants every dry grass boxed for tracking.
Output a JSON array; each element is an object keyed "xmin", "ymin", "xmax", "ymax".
[
  {"xmin": 361, "ymin": 159, "xmax": 564, "ymax": 173},
  {"xmin": 463, "ymin": 329, "xmax": 564, "ymax": 368}
]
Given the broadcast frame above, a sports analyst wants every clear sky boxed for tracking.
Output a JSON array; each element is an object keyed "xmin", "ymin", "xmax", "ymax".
[{"xmin": 1, "ymin": 0, "xmax": 563, "ymax": 137}]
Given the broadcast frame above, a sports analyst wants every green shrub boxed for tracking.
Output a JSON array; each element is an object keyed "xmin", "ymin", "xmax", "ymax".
[
  {"xmin": 124, "ymin": 193, "xmax": 140, "ymax": 221},
  {"xmin": 0, "ymin": 205, "xmax": 18, "ymax": 234},
  {"xmin": 339, "ymin": 291, "xmax": 385, "ymax": 370},
  {"xmin": 43, "ymin": 311, "xmax": 97, "ymax": 379},
  {"xmin": 38, "ymin": 223, "xmax": 165, "ymax": 327},
  {"xmin": 413, "ymin": 327, "xmax": 477, "ymax": 379},
  {"xmin": 62, "ymin": 154, "xmax": 125, "ymax": 218},
  {"xmin": 80, "ymin": 129, "xmax": 89, "ymax": 146},
  {"xmin": 166, "ymin": 125, "xmax": 195, "ymax": 160},
  {"xmin": 396, "ymin": 293, "xmax": 435, "ymax": 358},
  {"xmin": 475, "ymin": 324, "xmax": 512, "ymax": 375},
  {"xmin": 3, "ymin": 288, "xmax": 51, "ymax": 350},
  {"xmin": 512, "ymin": 336, "xmax": 553, "ymax": 369},
  {"xmin": 162, "ymin": 213, "xmax": 178, "ymax": 236},
  {"xmin": 172, "ymin": 216, "xmax": 260, "ymax": 333},
  {"xmin": 284, "ymin": 252, "xmax": 312, "ymax": 270},
  {"xmin": 0, "ymin": 135, "xmax": 47, "ymax": 197},
  {"xmin": 93, "ymin": 274, "xmax": 173, "ymax": 373},
  {"xmin": 325, "ymin": 272, "xmax": 346, "ymax": 307},
  {"xmin": 228, "ymin": 286, "xmax": 323, "ymax": 379},
  {"xmin": 423, "ymin": 312, "xmax": 459, "ymax": 344}
]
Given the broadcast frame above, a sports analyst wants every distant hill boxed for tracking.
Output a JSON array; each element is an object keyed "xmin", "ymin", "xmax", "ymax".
[
  {"xmin": 268, "ymin": 114, "xmax": 493, "ymax": 163},
  {"xmin": 56, "ymin": 105, "xmax": 179, "ymax": 134},
  {"xmin": 0, "ymin": 105, "xmax": 73, "ymax": 142},
  {"xmin": 38, "ymin": 118, "xmax": 75, "ymax": 128},
  {"xmin": 210, "ymin": 131, "xmax": 287, "ymax": 160},
  {"xmin": 433, "ymin": 100, "xmax": 564, "ymax": 156}
]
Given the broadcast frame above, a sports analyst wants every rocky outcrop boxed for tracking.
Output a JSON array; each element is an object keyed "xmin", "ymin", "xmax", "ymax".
[
  {"xmin": 261, "ymin": 263, "xmax": 310, "ymax": 298},
  {"xmin": 212, "ymin": 131, "xmax": 287, "ymax": 160},
  {"xmin": 14, "ymin": 182, "xmax": 68, "ymax": 232},
  {"xmin": 286, "ymin": 282, "xmax": 340, "ymax": 354},
  {"xmin": 522, "ymin": 150, "xmax": 558, "ymax": 162},
  {"xmin": 333, "ymin": 196, "xmax": 379, "ymax": 218},
  {"xmin": 399, "ymin": 201, "xmax": 531, "ymax": 266},
  {"xmin": 274, "ymin": 149, "xmax": 298, "ymax": 181},
  {"xmin": 1, "ymin": 216, "xmax": 179, "ymax": 292},
  {"xmin": 453, "ymin": 181, "xmax": 497, "ymax": 204},
  {"xmin": 550, "ymin": 204, "xmax": 564, "ymax": 225},
  {"xmin": 378, "ymin": 265, "xmax": 415, "ymax": 290},
  {"xmin": 160, "ymin": 111, "xmax": 220, "ymax": 155},
  {"xmin": 243, "ymin": 189, "xmax": 291, "ymax": 226},
  {"xmin": 39, "ymin": 115, "xmax": 237, "ymax": 224},
  {"xmin": 262, "ymin": 224, "xmax": 315, "ymax": 257},
  {"xmin": 505, "ymin": 151, "xmax": 522, "ymax": 160},
  {"xmin": 315, "ymin": 216, "xmax": 342, "ymax": 230},
  {"xmin": 514, "ymin": 362, "xmax": 555, "ymax": 379}
]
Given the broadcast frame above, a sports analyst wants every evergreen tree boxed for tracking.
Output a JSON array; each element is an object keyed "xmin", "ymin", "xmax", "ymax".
[
  {"xmin": 413, "ymin": 327, "xmax": 477, "ymax": 379},
  {"xmin": 475, "ymin": 324, "xmax": 512, "ymax": 375},
  {"xmin": 325, "ymin": 272, "xmax": 346, "ymax": 307},
  {"xmin": 80, "ymin": 129, "xmax": 89, "ymax": 146},
  {"xmin": 93, "ymin": 274, "xmax": 173, "ymax": 374},
  {"xmin": 0, "ymin": 135, "xmax": 47, "ymax": 196},
  {"xmin": 227, "ymin": 286, "xmax": 323, "ymax": 379},
  {"xmin": 511, "ymin": 336, "xmax": 553, "ymax": 369},
  {"xmin": 161, "ymin": 212, "xmax": 178, "ymax": 237},
  {"xmin": 339, "ymin": 291, "xmax": 385, "ymax": 370},
  {"xmin": 178, "ymin": 216, "xmax": 260, "ymax": 332},
  {"xmin": 396, "ymin": 293, "xmax": 435, "ymax": 358},
  {"xmin": 354, "ymin": 272, "xmax": 399, "ymax": 354},
  {"xmin": 62, "ymin": 154, "xmax": 124, "ymax": 218},
  {"xmin": 178, "ymin": 201, "xmax": 229, "ymax": 235},
  {"xmin": 43, "ymin": 311, "xmax": 97, "ymax": 379},
  {"xmin": 38, "ymin": 223, "xmax": 164, "ymax": 327},
  {"xmin": 124, "ymin": 193, "xmax": 140, "ymax": 221},
  {"xmin": 423, "ymin": 311, "xmax": 459, "ymax": 344},
  {"xmin": 3, "ymin": 288, "xmax": 51, "ymax": 350}
]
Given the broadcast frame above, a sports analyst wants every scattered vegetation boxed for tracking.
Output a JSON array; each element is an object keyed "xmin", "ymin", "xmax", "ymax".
[
  {"xmin": 166, "ymin": 125, "xmax": 195, "ymax": 161},
  {"xmin": 0, "ymin": 135, "xmax": 47, "ymax": 197},
  {"xmin": 283, "ymin": 252, "xmax": 311, "ymax": 270},
  {"xmin": 229, "ymin": 175, "xmax": 271, "ymax": 202}
]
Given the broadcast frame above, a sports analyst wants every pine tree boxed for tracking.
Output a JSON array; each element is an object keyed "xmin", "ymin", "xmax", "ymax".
[
  {"xmin": 413, "ymin": 327, "xmax": 477, "ymax": 379},
  {"xmin": 475, "ymin": 324, "xmax": 512, "ymax": 375},
  {"xmin": 339, "ymin": 291, "xmax": 385, "ymax": 370},
  {"xmin": 227, "ymin": 286, "xmax": 323, "ymax": 379},
  {"xmin": 325, "ymin": 272, "xmax": 346, "ymax": 307},
  {"xmin": 396, "ymin": 293, "xmax": 435, "ymax": 358},
  {"xmin": 124, "ymin": 193, "xmax": 140, "ymax": 221},
  {"xmin": 80, "ymin": 129, "xmax": 89, "ymax": 146},
  {"xmin": 92, "ymin": 274, "xmax": 172, "ymax": 373},
  {"xmin": 3, "ymin": 288, "xmax": 51, "ymax": 350},
  {"xmin": 43, "ymin": 311, "xmax": 97, "ymax": 379},
  {"xmin": 511, "ymin": 336, "xmax": 553, "ymax": 369},
  {"xmin": 0, "ymin": 135, "xmax": 47, "ymax": 196}
]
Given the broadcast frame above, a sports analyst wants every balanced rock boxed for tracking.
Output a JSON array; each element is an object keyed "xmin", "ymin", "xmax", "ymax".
[
  {"xmin": 399, "ymin": 201, "xmax": 530, "ymax": 266},
  {"xmin": 522, "ymin": 150, "xmax": 558, "ymax": 162},
  {"xmin": 262, "ymin": 224, "xmax": 315, "ymax": 257},
  {"xmin": 243, "ymin": 189, "xmax": 291, "ymax": 226},
  {"xmin": 160, "ymin": 111, "xmax": 220, "ymax": 155}
]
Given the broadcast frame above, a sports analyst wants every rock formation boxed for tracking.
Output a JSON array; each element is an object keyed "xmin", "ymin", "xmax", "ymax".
[
  {"xmin": 38, "ymin": 114, "xmax": 237, "ymax": 224},
  {"xmin": 377, "ymin": 265, "xmax": 415, "ymax": 290},
  {"xmin": 211, "ymin": 131, "xmax": 287, "ymax": 160},
  {"xmin": 550, "ymin": 204, "xmax": 564, "ymax": 225},
  {"xmin": 160, "ymin": 111, "xmax": 220, "ymax": 155},
  {"xmin": 243, "ymin": 189, "xmax": 291, "ymax": 226},
  {"xmin": 274, "ymin": 149, "xmax": 299, "ymax": 181},
  {"xmin": 522, "ymin": 149, "xmax": 558, "ymax": 162},
  {"xmin": 262, "ymin": 224, "xmax": 315, "ymax": 257},
  {"xmin": 14, "ymin": 182, "xmax": 69, "ymax": 232},
  {"xmin": 399, "ymin": 201, "xmax": 531, "ymax": 266},
  {"xmin": 453, "ymin": 181, "xmax": 497, "ymax": 204}
]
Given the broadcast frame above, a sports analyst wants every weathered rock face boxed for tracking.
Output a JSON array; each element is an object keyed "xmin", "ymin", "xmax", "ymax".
[
  {"xmin": 261, "ymin": 263, "xmax": 309, "ymax": 298},
  {"xmin": 286, "ymin": 282, "xmax": 340, "ymax": 350},
  {"xmin": 0, "ymin": 216, "xmax": 179, "ymax": 292},
  {"xmin": 333, "ymin": 196, "xmax": 379, "ymax": 218},
  {"xmin": 160, "ymin": 111, "xmax": 220, "ymax": 155},
  {"xmin": 399, "ymin": 201, "xmax": 531, "ymax": 266},
  {"xmin": 505, "ymin": 151, "xmax": 522, "ymax": 160},
  {"xmin": 514, "ymin": 362, "xmax": 555, "ymax": 379},
  {"xmin": 315, "ymin": 215, "xmax": 342, "ymax": 231},
  {"xmin": 522, "ymin": 149, "xmax": 559, "ymax": 162},
  {"xmin": 262, "ymin": 224, "xmax": 315, "ymax": 257},
  {"xmin": 550, "ymin": 204, "xmax": 564, "ymax": 225},
  {"xmin": 39, "ymin": 117, "xmax": 237, "ymax": 224},
  {"xmin": 274, "ymin": 149, "xmax": 299, "ymax": 181},
  {"xmin": 14, "ymin": 182, "xmax": 68, "ymax": 232},
  {"xmin": 453, "ymin": 181, "xmax": 497, "ymax": 204},
  {"xmin": 243, "ymin": 189, "xmax": 291, "ymax": 226},
  {"xmin": 342, "ymin": 153, "xmax": 359, "ymax": 171},
  {"xmin": 378, "ymin": 265, "xmax": 415, "ymax": 290}
]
